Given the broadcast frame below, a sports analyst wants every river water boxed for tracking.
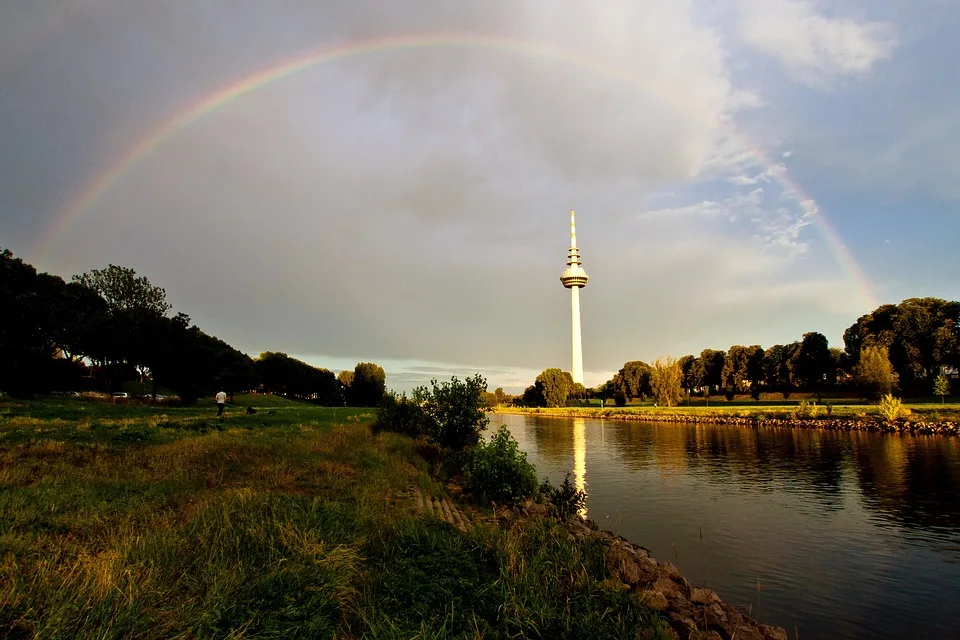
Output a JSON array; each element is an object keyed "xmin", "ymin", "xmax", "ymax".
[{"xmin": 493, "ymin": 413, "xmax": 960, "ymax": 640}]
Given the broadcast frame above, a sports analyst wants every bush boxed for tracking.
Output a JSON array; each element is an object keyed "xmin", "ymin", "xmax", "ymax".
[
  {"xmin": 878, "ymin": 394, "xmax": 904, "ymax": 422},
  {"xmin": 417, "ymin": 375, "xmax": 489, "ymax": 452},
  {"xmin": 793, "ymin": 400, "xmax": 824, "ymax": 419},
  {"xmin": 374, "ymin": 392, "xmax": 427, "ymax": 437},
  {"xmin": 540, "ymin": 472, "xmax": 586, "ymax": 520},
  {"xmin": 465, "ymin": 426, "xmax": 539, "ymax": 505}
]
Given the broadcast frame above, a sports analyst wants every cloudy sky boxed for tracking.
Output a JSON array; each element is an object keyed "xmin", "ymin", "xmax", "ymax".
[{"xmin": 2, "ymin": 0, "xmax": 958, "ymax": 392}]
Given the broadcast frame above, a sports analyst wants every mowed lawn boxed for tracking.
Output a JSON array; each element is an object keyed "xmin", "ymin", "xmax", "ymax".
[{"xmin": 0, "ymin": 397, "xmax": 665, "ymax": 640}]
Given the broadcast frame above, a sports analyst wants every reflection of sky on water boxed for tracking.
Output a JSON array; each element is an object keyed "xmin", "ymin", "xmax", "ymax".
[{"xmin": 494, "ymin": 414, "xmax": 960, "ymax": 640}]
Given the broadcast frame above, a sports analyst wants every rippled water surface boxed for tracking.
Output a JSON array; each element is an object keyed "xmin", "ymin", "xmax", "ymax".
[{"xmin": 494, "ymin": 414, "xmax": 960, "ymax": 640}]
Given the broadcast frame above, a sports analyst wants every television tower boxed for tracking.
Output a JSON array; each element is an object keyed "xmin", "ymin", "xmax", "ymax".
[{"xmin": 560, "ymin": 210, "xmax": 588, "ymax": 384}]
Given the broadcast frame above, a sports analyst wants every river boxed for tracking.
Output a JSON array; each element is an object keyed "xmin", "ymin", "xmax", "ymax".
[{"xmin": 493, "ymin": 413, "xmax": 960, "ymax": 640}]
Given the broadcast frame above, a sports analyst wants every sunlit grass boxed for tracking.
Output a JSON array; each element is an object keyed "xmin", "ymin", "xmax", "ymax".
[{"xmin": 0, "ymin": 398, "xmax": 667, "ymax": 638}]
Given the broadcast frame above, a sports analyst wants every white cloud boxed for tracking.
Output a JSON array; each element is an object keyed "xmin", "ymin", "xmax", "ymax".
[
  {"xmin": 736, "ymin": 0, "xmax": 897, "ymax": 88},
  {"xmin": 20, "ymin": 0, "xmax": 861, "ymax": 380}
]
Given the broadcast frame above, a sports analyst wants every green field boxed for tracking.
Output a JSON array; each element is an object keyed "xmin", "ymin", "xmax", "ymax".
[{"xmin": 0, "ymin": 396, "xmax": 666, "ymax": 639}]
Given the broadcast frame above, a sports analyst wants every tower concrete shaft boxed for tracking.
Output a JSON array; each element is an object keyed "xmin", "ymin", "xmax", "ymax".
[{"xmin": 560, "ymin": 210, "xmax": 588, "ymax": 384}]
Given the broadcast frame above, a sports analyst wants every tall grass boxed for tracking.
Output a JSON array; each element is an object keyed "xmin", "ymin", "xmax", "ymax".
[{"xmin": 0, "ymin": 399, "xmax": 668, "ymax": 639}]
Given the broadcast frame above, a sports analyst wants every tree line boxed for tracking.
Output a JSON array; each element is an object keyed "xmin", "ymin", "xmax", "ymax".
[
  {"xmin": 0, "ymin": 249, "xmax": 386, "ymax": 405},
  {"xmin": 519, "ymin": 297, "xmax": 958, "ymax": 407}
]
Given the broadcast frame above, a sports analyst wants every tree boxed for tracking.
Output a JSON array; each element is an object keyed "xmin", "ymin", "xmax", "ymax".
[
  {"xmin": 414, "ymin": 374, "xmax": 489, "ymax": 450},
  {"xmin": 535, "ymin": 368, "xmax": 571, "ymax": 407},
  {"xmin": 721, "ymin": 345, "xmax": 753, "ymax": 396},
  {"xmin": 853, "ymin": 345, "xmax": 899, "ymax": 399},
  {"xmin": 521, "ymin": 385, "xmax": 543, "ymax": 407},
  {"xmin": 699, "ymin": 349, "xmax": 725, "ymax": 394},
  {"xmin": 494, "ymin": 387, "xmax": 506, "ymax": 406},
  {"xmin": 73, "ymin": 265, "xmax": 172, "ymax": 316},
  {"xmin": 351, "ymin": 362, "xmax": 386, "ymax": 406},
  {"xmin": 650, "ymin": 357, "xmax": 683, "ymax": 407},
  {"xmin": 747, "ymin": 346, "xmax": 765, "ymax": 400},
  {"xmin": 763, "ymin": 345, "xmax": 789, "ymax": 396},
  {"xmin": 794, "ymin": 332, "xmax": 833, "ymax": 400},
  {"xmin": 934, "ymin": 372, "xmax": 951, "ymax": 405},
  {"xmin": 611, "ymin": 360, "xmax": 652, "ymax": 403},
  {"xmin": 677, "ymin": 355, "xmax": 696, "ymax": 393},
  {"xmin": 338, "ymin": 370, "xmax": 354, "ymax": 389},
  {"xmin": 843, "ymin": 299, "xmax": 960, "ymax": 396}
]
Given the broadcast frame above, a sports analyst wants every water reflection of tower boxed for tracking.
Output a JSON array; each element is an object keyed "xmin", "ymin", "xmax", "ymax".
[
  {"xmin": 560, "ymin": 210, "xmax": 589, "ymax": 384},
  {"xmin": 573, "ymin": 418, "xmax": 588, "ymax": 517}
]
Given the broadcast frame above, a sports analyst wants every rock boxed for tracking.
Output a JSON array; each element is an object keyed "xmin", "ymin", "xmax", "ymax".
[
  {"xmin": 634, "ymin": 590, "xmax": 670, "ymax": 611},
  {"xmin": 658, "ymin": 561, "xmax": 682, "ymax": 579},
  {"xmin": 728, "ymin": 625, "xmax": 763, "ymax": 640},
  {"xmin": 567, "ymin": 520, "xmax": 593, "ymax": 540},
  {"xmin": 689, "ymin": 632, "xmax": 723, "ymax": 640},
  {"xmin": 759, "ymin": 624, "xmax": 789, "ymax": 640},
  {"xmin": 668, "ymin": 612, "xmax": 697, "ymax": 636},
  {"xmin": 526, "ymin": 502, "xmax": 549, "ymax": 517},
  {"xmin": 652, "ymin": 576, "xmax": 683, "ymax": 600},
  {"xmin": 700, "ymin": 602, "xmax": 727, "ymax": 630},
  {"xmin": 605, "ymin": 544, "xmax": 649, "ymax": 586},
  {"xmin": 690, "ymin": 587, "xmax": 721, "ymax": 605}
]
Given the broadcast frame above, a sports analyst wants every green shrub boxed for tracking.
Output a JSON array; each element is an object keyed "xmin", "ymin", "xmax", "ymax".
[
  {"xmin": 540, "ymin": 472, "xmax": 586, "ymax": 520},
  {"xmin": 878, "ymin": 394, "xmax": 904, "ymax": 422},
  {"xmin": 793, "ymin": 400, "xmax": 824, "ymax": 419},
  {"xmin": 374, "ymin": 392, "xmax": 427, "ymax": 437},
  {"xmin": 465, "ymin": 426, "xmax": 538, "ymax": 505},
  {"xmin": 416, "ymin": 374, "xmax": 489, "ymax": 452}
]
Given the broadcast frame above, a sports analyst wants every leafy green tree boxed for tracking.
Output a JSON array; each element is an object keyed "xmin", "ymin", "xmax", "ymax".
[
  {"xmin": 338, "ymin": 370, "xmax": 354, "ymax": 389},
  {"xmin": 569, "ymin": 382, "xmax": 587, "ymax": 403},
  {"xmin": 650, "ymin": 356, "xmax": 683, "ymax": 407},
  {"xmin": 721, "ymin": 345, "xmax": 753, "ymax": 395},
  {"xmin": 521, "ymin": 385, "xmax": 543, "ymax": 407},
  {"xmin": 611, "ymin": 361, "xmax": 652, "ymax": 403},
  {"xmin": 699, "ymin": 349, "xmax": 725, "ymax": 394},
  {"xmin": 494, "ymin": 387, "xmax": 506, "ymax": 405},
  {"xmin": 535, "ymin": 368, "xmax": 571, "ymax": 407},
  {"xmin": 853, "ymin": 345, "xmax": 899, "ymax": 399},
  {"xmin": 934, "ymin": 372, "xmax": 951, "ymax": 404},
  {"xmin": 844, "ymin": 299, "xmax": 959, "ymax": 396},
  {"xmin": 351, "ymin": 362, "xmax": 386, "ymax": 406}
]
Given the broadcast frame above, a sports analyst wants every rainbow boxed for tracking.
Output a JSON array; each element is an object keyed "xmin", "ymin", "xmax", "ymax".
[{"xmin": 38, "ymin": 33, "xmax": 877, "ymax": 309}]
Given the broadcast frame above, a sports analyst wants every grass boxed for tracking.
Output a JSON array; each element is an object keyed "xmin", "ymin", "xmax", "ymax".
[{"xmin": 0, "ymin": 397, "xmax": 668, "ymax": 639}]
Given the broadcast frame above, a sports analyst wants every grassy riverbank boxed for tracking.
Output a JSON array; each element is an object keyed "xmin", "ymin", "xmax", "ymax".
[{"xmin": 0, "ymin": 397, "xmax": 667, "ymax": 639}]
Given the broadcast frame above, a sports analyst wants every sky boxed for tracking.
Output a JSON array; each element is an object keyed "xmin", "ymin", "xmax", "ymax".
[{"xmin": 1, "ymin": 0, "xmax": 958, "ymax": 393}]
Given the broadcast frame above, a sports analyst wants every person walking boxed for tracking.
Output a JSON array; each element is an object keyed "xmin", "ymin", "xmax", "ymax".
[{"xmin": 216, "ymin": 390, "xmax": 227, "ymax": 416}]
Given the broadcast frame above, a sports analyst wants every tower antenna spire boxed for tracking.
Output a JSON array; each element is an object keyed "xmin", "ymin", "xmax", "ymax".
[{"xmin": 560, "ymin": 209, "xmax": 588, "ymax": 385}]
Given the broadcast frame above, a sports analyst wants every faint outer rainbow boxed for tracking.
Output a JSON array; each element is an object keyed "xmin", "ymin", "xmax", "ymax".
[{"xmin": 41, "ymin": 33, "xmax": 877, "ymax": 309}]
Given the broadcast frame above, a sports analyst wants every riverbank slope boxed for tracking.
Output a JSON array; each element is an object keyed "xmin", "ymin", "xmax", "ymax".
[{"xmin": 2, "ymin": 398, "xmax": 690, "ymax": 638}]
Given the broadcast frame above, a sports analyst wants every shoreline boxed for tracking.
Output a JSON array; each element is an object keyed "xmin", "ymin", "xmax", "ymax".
[
  {"xmin": 493, "ymin": 406, "xmax": 960, "ymax": 435},
  {"xmin": 488, "ymin": 497, "xmax": 789, "ymax": 640}
]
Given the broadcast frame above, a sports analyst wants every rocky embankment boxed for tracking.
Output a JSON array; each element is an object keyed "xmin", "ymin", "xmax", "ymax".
[
  {"xmin": 497, "ymin": 500, "xmax": 788, "ymax": 640},
  {"xmin": 498, "ymin": 408, "xmax": 959, "ymax": 435}
]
